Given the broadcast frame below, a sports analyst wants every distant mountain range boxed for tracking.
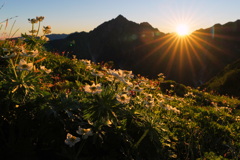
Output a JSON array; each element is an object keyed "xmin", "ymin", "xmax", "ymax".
[
  {"xmin": 46, "ymin": 33, "xmax": 69, "ymax": 40},
  {"xmin": 45, "ymin": 15, "xmax": 240, "ymax": 87}
]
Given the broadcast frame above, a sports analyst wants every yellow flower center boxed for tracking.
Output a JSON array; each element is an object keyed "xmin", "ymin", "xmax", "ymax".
[
  {"xmin": 83, "ymin": 128, "xmax": 91, "ymax": 133},
  {"xmin": 22, "ymin": 64, "xmax": 28, "ymax": 69},
  {"xmin": 120, "ymin": 96, "xmax": 126, "ymax": 101},
  {"xmin": 70, "ymin": 136, "xmax": 77, "ymax": 142},
  {"xmin": 90, "ymin": 86, "xmax": 97, "ymax": 91},
  {"xmin": 135, "ymin": 87, "xmax": 140, "ymax": 90}
]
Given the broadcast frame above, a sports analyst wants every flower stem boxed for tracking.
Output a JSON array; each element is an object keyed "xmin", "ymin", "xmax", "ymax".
[
  {"xmin": 133, "ymin": 129, "xmax": 149, "ymax": 148},
  {"xmin": 74, "ymin": 139, "xmax": 86, "ymax": 160},
  {"xmin": 9, "ymin": 58, "xmax": 18, "ymax": 79},
  {"xmin": 36, "ymin": 21, "xmax": 41, "ymax": 37},
  {"xmin": 31, "ymin": 23, "xmax": 34, "ymax": 36}
]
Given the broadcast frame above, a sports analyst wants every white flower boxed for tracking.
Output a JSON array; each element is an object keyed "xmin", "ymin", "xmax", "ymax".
[
  {"xmin": 158, "ymin": 73, "xmax": 165, "ymax": 82},
  {"xmin": 40, "ymin": 65, "xmax": 52, "ymax": 74},
  {"xmin": 163, "ymin": 104, "xmax": 180, "ymax": 114},
  {"xmin": 157, "ymin": 93, "xmax": 164, "ymax": 98},
  {"xmin": 144, "ymin": 93, "xmax": 153, "ymax": 100},
  {"xmin": 105, "ymin": 75, "xmax": 115, "ymax": 82},
  {"xmin": 1, "ymin": 52, "xmax": 17, "ymax": 58},
  {"xmin": 43, "ymin": 26, "xmax": 51, "ymax": 34},
  {"xmin": 40, "ymin": 36, "xmax": 49, "ymax": 41},
  {"xmin": 108, "ymin": 69, "xmax": 124, "ymax": 78},
  {"xmin": 132, "ymin": 85, "xmax": 143, "ymax": 92},
  {"xmin": 72, "ymin": 55, "xmax": 77, "ymax": 59},
  {"xmin": 36, "ymin": 16, "xmax": 44, "ymax": 22},
  {"xmin": 80, "ymin": 59, "xmax": 91, "ymax": 66},
  {"xmin": 134, "ymin": 96, "xmax": 143, "ymax": 104},
  {"xmin": 76, "ymin": 126, "xmax": 93, "ymax": 139},
  {"xmin": 28, "ymin": 18, "xmax": 38, "ymax": 24},
  {"xmin": 145, "ymin": 99, "xmax": 155, "ymax": 107},
  {"xmin": 107, "ymin": 69, "xmax": 119, "ymax": 77},
  {"xmin": 143, "ymin": 94, "xmax": 154, "ymax": 107},
  {"xmin": 86, "ymin": 65, "xmax": 94, "ymax": 70},
  {"xmin": 184, "ymin": 92, "xmax": 195, "ymax": 97},
  {"xmin": 84, "ymin": 83, "xmax": 102, "ymax": 94},
  {"xmin": 158, "ymin": 73, "xmax": 165, "ymax": 78},
  {"xmin": 122, "ymin": 70, "xmax": 133, "ymax": 78},
  {"xmin": 16, "ymin": 59, "xmax": 34, "ymax": 71},
  {"xmin": 91, "ymin": 70, "xmax": 104, "ymax": 77},
  {"xmin": 21, "ymin": 50, "xmax": 39, "ymax": 57},
  {"xmin": 236, "ymin": 116, "xmax": 240, "ymax": 122},
  {"xmin": 64, "ymin": 133, "xmax": 80, "ymax": 147},
  {"xmin": 44, "ymin": 25, "xmax": 51, "ymax": 29},
  {"xmin": 116, "ymin": 93, "xmax": 131, "ymax": 104},
  {"xmin": 124, "ymin": 80, "xmax": 133, "ymax": 87}
]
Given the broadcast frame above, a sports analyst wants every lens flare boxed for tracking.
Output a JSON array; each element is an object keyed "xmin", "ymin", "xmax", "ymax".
[{"xmin": 176, "ymin": 24, "xmax": 189, "ymax": 36}]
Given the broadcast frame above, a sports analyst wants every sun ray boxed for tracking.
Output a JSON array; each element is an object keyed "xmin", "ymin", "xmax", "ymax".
[
  {"xmin": 185, "ymin": 36, "xmax": 204, "ymax": 67},
  {"xmin": 189, "ymin": 35, "xmax": 223, "ymax": 66},
  {"xmin": 184, "ymin": 38, "xmax": 195, "ymax": 77},
  {"xmin": 136, "ymin": 34, "xmax": 176, "ymax": 65},
  {"xmin": 165, "ymin": 35, "xmax": 181, "ymax": 75},
  {"xmin": 126, "ymin": 18, "xmax": 238, "ymax": 86},
  {"xmin": 191, "ymin": 32, "xmax": 223, "ymax": 52}
]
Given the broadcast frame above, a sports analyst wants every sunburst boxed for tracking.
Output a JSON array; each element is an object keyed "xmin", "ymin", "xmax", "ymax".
[{"xmin": 176, "ymin": 24, "xmax": 189, "ymax": 36}]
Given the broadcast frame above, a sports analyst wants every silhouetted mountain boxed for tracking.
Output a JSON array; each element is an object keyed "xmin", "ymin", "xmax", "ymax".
[
  {"xmin": 189, "ymin": 19, "xmax": 240, "ymax": 85},
  {"xmin": 46, "ymin": 15, "xmax": 240, "ymax": 86},
  {"xmin": 46, "ymin": 33, "xmax": 69, "ymax": 40}
]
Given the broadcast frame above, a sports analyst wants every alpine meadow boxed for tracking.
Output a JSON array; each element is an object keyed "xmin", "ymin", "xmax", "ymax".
[{"xmin": 1, "ymin": 1, "xmax": 240, "ymax": 160}]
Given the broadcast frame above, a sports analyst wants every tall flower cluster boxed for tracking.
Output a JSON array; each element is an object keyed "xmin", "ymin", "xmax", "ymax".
[
  {"xmin": 1, "ymin": 45, "xmax": 52, "ymax": 72},
  {"xmin": 26, "ymin": 16, "xmax": 51, "ymax": 37}
]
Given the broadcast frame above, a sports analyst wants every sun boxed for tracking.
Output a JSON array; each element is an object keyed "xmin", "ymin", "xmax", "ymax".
[{"xmin": 176, "ymin": 24, "xmax": 189, "ymax": 36}]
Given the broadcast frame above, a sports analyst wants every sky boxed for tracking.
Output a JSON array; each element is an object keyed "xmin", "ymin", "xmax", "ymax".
[{"xmin": 1, "ymin": 0, "xmax": 240, "ymax": 37}]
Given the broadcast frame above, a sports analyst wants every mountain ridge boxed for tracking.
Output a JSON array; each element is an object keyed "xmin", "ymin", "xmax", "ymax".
[
  {"xmin": 46, "ymin": 15, "xmax": 240, "ymax": 87},
  {"xmin": 46, "ymin": 33, "xmax": 69, "ymax": 40}
]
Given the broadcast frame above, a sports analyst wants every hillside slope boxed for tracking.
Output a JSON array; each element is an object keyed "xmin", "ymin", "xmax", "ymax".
[{"xmin": 202, "ymin": 58, "xmax": 240, "ymax": 97}]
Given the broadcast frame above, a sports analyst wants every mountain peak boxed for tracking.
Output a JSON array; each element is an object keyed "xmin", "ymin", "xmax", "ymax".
[
  {"xmin": 115, "ymin": 14, "xmax": 128, "ymax": 21},
  {"xmin": 92, "ymin": 14, "xmax": 134, "ymax": 32}
]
